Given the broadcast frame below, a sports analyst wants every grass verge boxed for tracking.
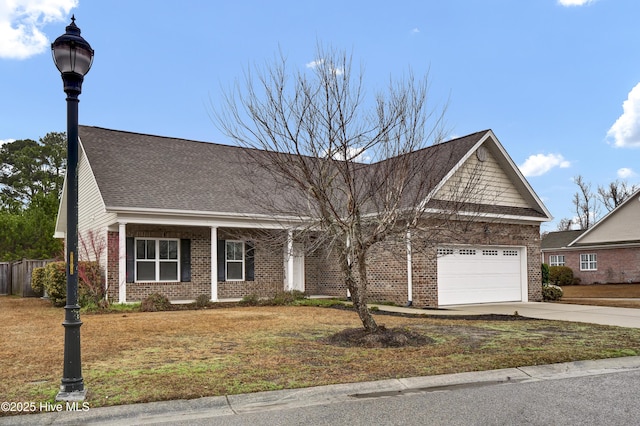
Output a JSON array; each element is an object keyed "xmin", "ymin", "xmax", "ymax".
[{"xmin": 2, "ymin": 296, "xmax": 640, "ymax": 415}]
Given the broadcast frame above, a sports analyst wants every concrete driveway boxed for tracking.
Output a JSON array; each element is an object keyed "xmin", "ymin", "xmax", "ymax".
[
  {"xmin": 372, "ymin": 301, "xmax": 640, "ymax": 328},
  {"xmin": 444, "ymin": 302, "xmax": 640, "ymax": 328}
]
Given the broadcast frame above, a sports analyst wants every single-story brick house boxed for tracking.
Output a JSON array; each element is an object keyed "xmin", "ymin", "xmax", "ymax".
[
  {"xmin": 542, "ymin": 189, "xmax": 640, "ymax": 284},
  {"xmin": 55, "ymin": 126, "xmax": 551, "ymax": 307}
]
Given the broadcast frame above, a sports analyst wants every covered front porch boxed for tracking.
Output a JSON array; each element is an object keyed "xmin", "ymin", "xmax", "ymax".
[{"xmin": 106, "ymin": 222, "xmax": 343, "ymax": 304}]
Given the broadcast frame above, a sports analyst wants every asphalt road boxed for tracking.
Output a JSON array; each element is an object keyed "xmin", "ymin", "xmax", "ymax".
[{"xmin": 161, "ymin": 370, "xmax": 640, "ymax": 426}]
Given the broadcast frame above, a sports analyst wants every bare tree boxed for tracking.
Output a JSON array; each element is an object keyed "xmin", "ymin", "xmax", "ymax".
[
  {"xmin": 213, "ymin": 46, "xmax": 476, "ymax": 333},
  {"xmin": 556, "ymin": 217, "xmax": 574, "ymax": 231},
  {"xmin": 78, "ymin": 229, "xmax": 108, "ymax": 307},
  {"xmin": 572, "ymin": 175, "xmax": 600, "ymax": 230},
  {"xmin": 597, "ymin": 180, "xmax": 639, "ymax": 212}
]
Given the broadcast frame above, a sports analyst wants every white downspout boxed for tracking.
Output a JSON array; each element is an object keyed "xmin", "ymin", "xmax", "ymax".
[
  {"xmin": 406, "ymin": 229, "xmax": 413, "ymax": 306},
  {"xmin": 285, "ymin": 230, "xmax": 294, "ymax": 291},
  {"xmin": 346, "ymin": 233, "xmax": 351, "ymax": 300},
  {"xmin": 211, "ymin": 226, "xmax": 218, "ymax": 301},
  {"xmin": 118, "ymin": 222, "xmax": 126, "ymax": 303}
]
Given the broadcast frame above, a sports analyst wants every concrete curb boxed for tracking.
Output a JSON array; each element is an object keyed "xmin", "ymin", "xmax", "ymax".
[{"xmin": 4, "ymin": 356, "xmax": 640, "ymax": 425}]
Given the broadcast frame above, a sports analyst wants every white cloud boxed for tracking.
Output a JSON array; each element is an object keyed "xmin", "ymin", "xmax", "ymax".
[
  {"xmin": 411, "ymin": 28, "xmax": 420, "ymax": 34},
  {"xmin": 323, "ymin": 146, "xmax": 372, "ymax": 163},
  {"xmin": 558, "ymin": 0, "xmax": 595, "ymax": 6},
  {"xmin": 305, "ymin": 59, "xmax": 323, "ymax": 69},
  {"xmin": 0, "ymin": 138, "xmax": 15, "ymax": 147},
  {"xmin": 306, "ymin": 58, "xmax": 343, "ymax": 75},
  {"xmin": 617, "ymin": 167, "xmax": 637, "ymax": 179},
  {"xmin": 0, "ymin": 0, "xmax": 77, "ymax": 60},
  {"xmin": 518, "ymin": 153, "xmax": 571, "ymax": 177},
  {"xmin": 607, "ymin": 82, "xmax": 640, "ymax": 148}
]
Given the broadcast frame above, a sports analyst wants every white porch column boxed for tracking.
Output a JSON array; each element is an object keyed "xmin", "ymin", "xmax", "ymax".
[
  {"xmin": 285, "ymin": 230, "xmax": 294, "ymax": 291},
  {"xmin": 211, "ymin": 226, "xmax": 218, "ymax": 301},
  {"xmin": 406, "ymin": 230, "xmax": 413, "ymax": 305},
  {"xmin": 118, "ymin": 222, "xmax": 127, "ymax": 303}
]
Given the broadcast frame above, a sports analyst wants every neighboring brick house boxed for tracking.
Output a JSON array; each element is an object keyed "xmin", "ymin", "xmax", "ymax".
[
  {"xmin": 542, "ymin": 189, "xmax": 640, "ymax": 285},
  {"xmin": 55, "ymin": 126, "xmax": 551, "ymax": 307}
]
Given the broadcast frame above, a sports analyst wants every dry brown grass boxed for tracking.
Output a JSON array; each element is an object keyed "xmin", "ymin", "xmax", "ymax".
[
  {"xmin": 2, "ymin": 296, "xmax": 640, "ymax": 413},
  {"xmin": 559, "ymin": 284, "xmax": 640, "ymax": 308}
]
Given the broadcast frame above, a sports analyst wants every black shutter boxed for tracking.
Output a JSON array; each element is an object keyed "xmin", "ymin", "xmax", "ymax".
[
  {"xmin": 180, "ymin": 239, "xmax": 191, "ymax": 282},
  {"xmin": 217, "ymin": 240, "xmax": 226, "ymax": 282},
  {"xmin": 245, "ymin": 241, "xmax": 255, "ymax": 281},
  {"xmin": 125, "ymin": 237, "xmax": 134, "ymax": 283}
]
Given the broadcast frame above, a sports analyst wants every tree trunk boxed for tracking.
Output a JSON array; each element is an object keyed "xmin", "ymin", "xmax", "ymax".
[{"xmin": 341, "ymin": 250, "xmax": 378, "ymax": 333}]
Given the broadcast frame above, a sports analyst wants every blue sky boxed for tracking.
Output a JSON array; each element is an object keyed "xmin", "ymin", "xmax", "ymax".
[{"xmin": 1, "ymin": 0, "xmax": 639, "ymax": 232}]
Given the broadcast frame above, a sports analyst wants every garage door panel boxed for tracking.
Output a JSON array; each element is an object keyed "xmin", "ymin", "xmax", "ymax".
[{"xmin": 437, "ymin": 247, "xmax": 523, "ymax": 306}]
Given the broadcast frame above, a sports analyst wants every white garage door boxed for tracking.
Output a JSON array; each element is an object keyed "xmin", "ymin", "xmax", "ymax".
[{"xmin": 437, "ymin": 246, "xmax": 524, "ymax": 306}]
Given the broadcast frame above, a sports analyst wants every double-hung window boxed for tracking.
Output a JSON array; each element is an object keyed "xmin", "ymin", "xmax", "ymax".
[
  {"xmin": 226, "ymin": 241, "xmax": 244, "ymax": 281},
  {"xmin": 580, "ymin": 253, "xmax": 597, "ymax": 271},
  {"xmin": 549, "ymin": 255, "xmax": 565, "ymax": 267},
  {"xmin": 135, "ymin": 238, "xmax": 179, "ymax": 281}
]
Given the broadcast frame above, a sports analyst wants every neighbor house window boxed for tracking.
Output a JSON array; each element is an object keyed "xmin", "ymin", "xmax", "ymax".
[
  {"xmin": 226, "ymin": 241, "xmax": 245, "ymax": 281},
  {"xmin": 580, "ymin": 253, "xmax": 597, "ymax": 271},
  {"xmin": 549, "ymin": 255, "xmax": 565, "ymax": 267},
  {"xmin": 135, "ymin": 238, "xmax": 179, "ymax": 281}
]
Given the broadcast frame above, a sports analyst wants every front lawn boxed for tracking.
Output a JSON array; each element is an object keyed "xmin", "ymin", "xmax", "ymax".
[
  {"xmin": 2, "ymin": 296, "xmax": 640, "ymax": 414},
  {"xmin": 559, "ymin": 283, "xmax": 640, "ymax": 308}
]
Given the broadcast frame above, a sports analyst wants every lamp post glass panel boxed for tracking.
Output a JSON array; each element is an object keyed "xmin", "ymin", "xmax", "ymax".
[{"xmin": 51, "ymin": 15, "xmax": 93, "ymax": 401}]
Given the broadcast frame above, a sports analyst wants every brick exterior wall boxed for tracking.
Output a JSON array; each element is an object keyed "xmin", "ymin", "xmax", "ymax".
[
  {"xmin": 106, "ymin": 231, "xmax": 119, "ymax": 302},
  {"xmin": 354, "ymin": 221, "xmax": 542, "ymax": 307},
  {"xmin": 106, "ymin": 220, "xmax": 542, "ymax": 307},
  {"xmin": 106, "ymin": 226, "xmax": 286, "ymax": 302},
  {"xmin": 305, "ymin": 220, "xmax": 542, "ymax": 308},
  {"xmin": 543, "ymin": 247, "xmax": 640, "ymax": 284},
  {"xmin": 305, "ymin": 247, "xmax": 345, "ymax": 297},
  {"xmin": 364, "ymin": 235, "xmax": 410, "ymax": 304},
  {"xmin": 217, "ymin": 232, "xmax": 284, "ymax": 299}
]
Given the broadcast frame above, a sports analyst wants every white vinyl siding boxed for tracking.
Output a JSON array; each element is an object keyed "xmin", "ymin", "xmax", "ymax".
[
  {"xmin": 75, "ymin": 142, "xmax": 117, "ymax": 275},
  {"xmin": 436, "ymin": 145, "xmax": 530, "ymax": 208},
  {"xmin": 577, "ymin": 195, "xmax": 640, "ymax": 244}
]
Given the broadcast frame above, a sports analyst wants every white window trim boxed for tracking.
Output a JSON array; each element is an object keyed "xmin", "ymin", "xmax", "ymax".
[
  {"xmin": 580, "ymin": 253, "xmax": 597, "ymax": 271},
  {"xmin": 134, "ymin": 238, "xmax": 180, "ymax": 282},
  {"xmin": 549, "ymin": 255, "xmax": 565, "ymax": 267},
  {"xmin": 226, "ymin": 240, "xmax": 245, "ymax": 281}
]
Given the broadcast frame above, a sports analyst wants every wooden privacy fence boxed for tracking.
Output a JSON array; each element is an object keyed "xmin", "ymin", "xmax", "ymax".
[
  {"xmin": 0, "ymin": 259, "xmax": 54, "ymax": 297},
  {"xmin": 0, "ymin": 263, "xmax": 9, "ymax": 295}
]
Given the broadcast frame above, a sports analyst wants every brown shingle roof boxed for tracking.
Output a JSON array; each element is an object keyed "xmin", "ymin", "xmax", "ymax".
[
  {"xmin": 80, "ymin": 126, "xmax": 292, "ymax": 215},
  {"xmin": 541, "ymin": 230, "xmax": 585, "ymax": 250},
  {"xmin": 79, "ymin": 126, "xmax": 545, "ymax": 219}
]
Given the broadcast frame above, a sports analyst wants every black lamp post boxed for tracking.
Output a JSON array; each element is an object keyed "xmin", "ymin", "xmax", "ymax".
[{"xmin": 51, "ymin": 15, "xmax": 93, "ymax": 402}]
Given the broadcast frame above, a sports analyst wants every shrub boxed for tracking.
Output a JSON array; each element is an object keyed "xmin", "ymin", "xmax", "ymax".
[
  {"xmin": 195, "ymin": 294, "xmax": 210, "ymax": 308},
  {"xmin": 239, "ymin": 293, "xmax": 260, "ymax": 306},
  {"xmin": 541, "ymin": 263, "xmax": 550, "ymax": 285},
  {"xmin": 43, "ymin": 262, "xmax": 67, "ymax": 307},
  {"xmin": 549, "ymin": 266, "xmax": 575, "ymax": 286},
  {"xmin": 293, "ymin": 298, "xmax": 344, "ymax": 308},
  {"xmin": 270, "ymin": 290, "xmax": 307, "ymax": 305},
  {"xmin": 78, "ymin": 261, "xmax": 105, "ymax": 308},
  {"xmin": 542, "ymin": 284, "xmax": 563, "ymax": 301},
  {"xmin": 31, "ymin": 266, "xmax": 46, "ymax": 296},
  {"xmin": 140, "ymin": 293, "xmax": 171, "ymax": 312}
]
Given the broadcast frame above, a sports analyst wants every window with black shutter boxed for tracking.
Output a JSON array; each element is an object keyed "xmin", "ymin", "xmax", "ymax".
[{"xmin": 216, "ymin": 240, "xmax": 255, "ymax": 281}]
